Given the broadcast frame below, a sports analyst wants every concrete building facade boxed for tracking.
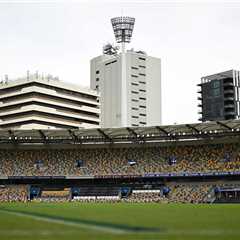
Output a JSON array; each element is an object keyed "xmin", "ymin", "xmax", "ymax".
[
  {"xmin": 0, "ymin": 74, "xmax": 100, "ymax": 129},
  {"xmin": 90, "ymin": 50, "xmax": 162, "ymax": 128}
]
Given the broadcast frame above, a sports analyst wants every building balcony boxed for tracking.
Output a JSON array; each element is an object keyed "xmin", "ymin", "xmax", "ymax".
[
  {"xmin": 224, "ymin": 89, "xmax": 234, "ymax": 94},
  {"xmin": 224, "ymin": 104, "xmax": 235, "ymax": 109},
  {"xmin": 198, "ymin": 103, "xmax": 202, "ymax": 107},
  {"xmin": 224, "ymin": 85, "xmax": 234, "ymax": 90},
  {"xmin": 224, "ymin": 101, "xmax": 234, "ymax": 107},
  {"xmin": 197, "ymin": 97, "xmax": 202, "ymax": 101},
  {"xmin": 224, "ymin": 96, "xmax": 234, "ymax": 101},
  {"xmin": 225, "ymin": 115, "xmax": 236, "ymax": 120},
  {"xmin": 224, "ymin": 111, "xmax": 236, "ymax": 116},
  {"xmin": 223, "ymin": 81, "xmax": 234, "ymax": 87}
]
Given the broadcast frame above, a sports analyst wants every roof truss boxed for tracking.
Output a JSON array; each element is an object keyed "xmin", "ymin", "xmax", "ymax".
[
  {"xmin": 186, "ymin": 124, "xmax": 200, "ymax": 134},
  {"xmin": 97, "ymin": 129, "xmax": 112, "ymax": 142},
  {"xmin": 155, "ymin": 126, "xmax": 169, "ymax": 135},
  {"xmin": 216, "ymin": 121, "xmax": 232, "ymax": 131},
  {"xmin": 0, "ymin": 119, "xmax": 240, "ymax": 145}
]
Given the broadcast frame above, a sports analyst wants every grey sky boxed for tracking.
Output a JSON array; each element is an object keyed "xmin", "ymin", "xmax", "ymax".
[{"xmin": 0, "ymin": 0, "xmax": 240, "ymax": 124}]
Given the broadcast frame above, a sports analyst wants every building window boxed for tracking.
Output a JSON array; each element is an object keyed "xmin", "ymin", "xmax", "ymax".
[
  {"xmin": 139, "ymin": 113, "xmax": 146, "ymax": 116},
  {"xmin": 139, "ymin": 57, "xmax": 146, "ymax": 61},
  {"xmin": 139, "ymin": 97, "xmax": 146, "ymax": 100},
  {"xmin": 139, "ymin": 73, "xmax": 146, "ymax": 76},
  {"xmin": 139, "ymin": 105, "xmax": 146, "ymax": 108},
  {"xmin": 131, "ymin": 74, "xmax": 138, "ymax": 78},
  {"xmin": 131, "ymin": 66, "xmax": 138, "ymax": 70},
  {"xmin": 139, "ymin": 65, "xmax": 146, "ymax": 68},
  {"xmin": 132, "ymin": 99, "xmax": 139, "ymax": 102},
  {"xmin": 96, "ymin": 78, "xmax": 99, "ymax": 81},
  {"xmin": 96, "ymin": 70, "xmax": 100, "ymax": 74},
  {"xmin": 139, "ymin": 81, "xmax": 146, "ymax": 84},
  {"xmin": 132, "ymin": 124, "xmax": 139, "ymax": 127},
  {"xmin": 139, "ymin": 89, "xmax": 146, "ymax": 92},
  {"xmin": 213, "ymin": 88, "xmax": 220, "ymax": 97},
  {"xmin": 131, "ymin": 91, "xmax": 138, "ymax": 94},
  {"xmin": 139, "ymin": 122, "xmax": 146, "ymax": 124},
  {"xmin": 212, "ymin": 80, "xmax": 220, "ymax": 88},
  {"xmin": 132, "ymin": 107, "xmax": 138, "ymax": 110},
  {"xmin": 132, "ymin": 116, "xmax": 139, "ymax": 119},
  {"xmin": 131, "ymin": 82, "xmax": 139, "ymax": 86},
  {"xmin": 105, "ymin": 60, "xmax": 117, "ymax": 66}
]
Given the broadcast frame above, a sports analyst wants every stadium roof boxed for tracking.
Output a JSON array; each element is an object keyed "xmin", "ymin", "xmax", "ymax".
[{"xmin": 1, "ymin": 119, "xmax": 240, "ymax": 145}]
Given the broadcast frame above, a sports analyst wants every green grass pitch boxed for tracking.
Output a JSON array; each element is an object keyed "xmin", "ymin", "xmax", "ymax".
[{"xmin": 0, "ymin": 203, "xmax": 239, "ymax": 240}]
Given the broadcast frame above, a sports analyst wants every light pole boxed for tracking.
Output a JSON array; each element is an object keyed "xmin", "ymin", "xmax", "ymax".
[{"xmin": 111, "ymin": 17, "xmax": 135, "ymax": 126}]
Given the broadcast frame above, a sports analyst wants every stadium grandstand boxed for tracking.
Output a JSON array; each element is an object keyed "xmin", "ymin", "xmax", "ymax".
[{"xmin": 1, "ymin": 119, "xmax": 240, "ymax": 203}]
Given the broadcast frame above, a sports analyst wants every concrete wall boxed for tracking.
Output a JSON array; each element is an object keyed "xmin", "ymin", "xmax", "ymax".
[{"xmin": 146, "ymin": 56, "xmax": 162, "ymax": 126}]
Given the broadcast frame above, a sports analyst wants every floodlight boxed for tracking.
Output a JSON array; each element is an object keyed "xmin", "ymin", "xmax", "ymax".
[{"xmin": 111, "ymin": 17, "xmax": 135, "ymax": 44}]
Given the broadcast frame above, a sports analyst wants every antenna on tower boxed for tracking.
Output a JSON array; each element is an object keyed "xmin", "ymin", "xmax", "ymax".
[
  {"xmin": 103, "ymin": 43, "xmax": 119, "ymax": 55},
  {"xmin": 35, "ymin": 71, "xmax": 39, "ymax": 79},
  {"xmin": 27, "ymin": 70, "xmax": 30, "ymax": 80},
  {"xmin": 4, "ymin": 74, "xmax": 8, "ymax": 84}
]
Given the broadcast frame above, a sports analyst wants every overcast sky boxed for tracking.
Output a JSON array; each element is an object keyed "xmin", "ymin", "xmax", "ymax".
[{"xmin": 0, "ymin": 0, "xmax": 240, "ymax": 125}]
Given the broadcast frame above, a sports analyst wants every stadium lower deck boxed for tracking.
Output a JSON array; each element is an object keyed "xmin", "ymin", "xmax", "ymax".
[
  {"xmin": 1, "ymin": 119, "xmax": 240, "ymax": 203},
  {"xmin": 1, "ymin": 178, "xmax": 240, "ymax": 203}
]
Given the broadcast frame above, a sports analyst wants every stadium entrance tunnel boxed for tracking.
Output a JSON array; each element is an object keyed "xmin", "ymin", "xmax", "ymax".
[{"xmin": 0, "ymin": 208, "xmax": 161, "ymax": 234}]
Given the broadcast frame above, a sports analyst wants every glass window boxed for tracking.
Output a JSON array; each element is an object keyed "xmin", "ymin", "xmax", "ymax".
[
  {"xmin": 212, "ymin": 80, "xmax": 220, "ymax": 88},
  {"xmin": 213, "ymin": 88, "xmax": 220, "ymax": 97}
]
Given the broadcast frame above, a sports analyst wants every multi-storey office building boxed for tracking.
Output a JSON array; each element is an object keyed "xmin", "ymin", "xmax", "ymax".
[
  {"xmin": 198, "ymin": 69, "xmax": 240, "ymax": 122},
  {"xmin": 90, "ymin": 50, "xmax": 162, "ymax": 128},
  {"xmin": 0, "ymin": 74, "xmax": 100, "ymax": 129}
]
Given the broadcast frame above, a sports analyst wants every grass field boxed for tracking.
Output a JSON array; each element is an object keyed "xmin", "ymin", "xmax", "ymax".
[{"xmin": 0, "ymin": 203, "xmax": 239, "ymax": 240}]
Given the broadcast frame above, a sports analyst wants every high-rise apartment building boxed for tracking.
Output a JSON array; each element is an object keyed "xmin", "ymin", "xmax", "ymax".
[
  {"xmin": 90, "ymin": 49, "xmax": 162, "ymax": 128},
  {"xmin": 0, "ymin": 73, "xmax": 100, "ymax": 129},
  {"xmin": 198, "ymin": 69, "xmax": 240, "ymax": 122}
]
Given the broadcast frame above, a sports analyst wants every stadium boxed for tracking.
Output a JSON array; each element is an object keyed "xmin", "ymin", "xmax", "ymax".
[
  {"xmin": 1, "ymin": 4, "xmax": 240, "ymax": 240},
  {"xmin": 1, "ymin": 119, "xmax": 240, "ymax": 239},
  {"xmin": 1, "ymin": 119, "xmax": 240, "ymax": 203}
]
